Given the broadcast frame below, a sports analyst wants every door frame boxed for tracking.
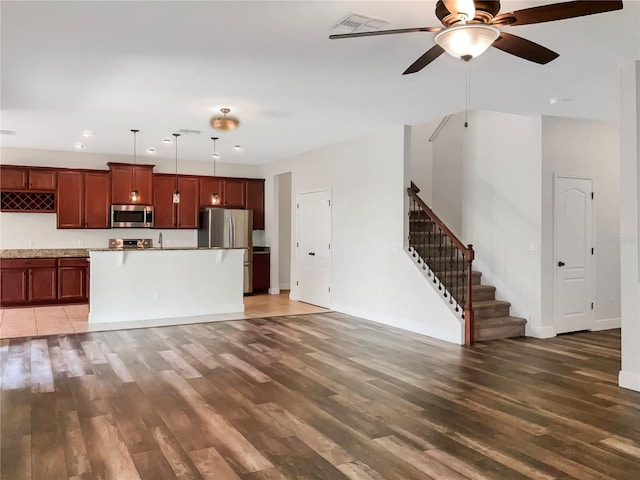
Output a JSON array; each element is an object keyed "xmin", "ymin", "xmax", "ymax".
[
  {"xmin": 553, "ymin": 173, "xmax": 595, "ymax": 334},
  {"xmin": 293, "ymin": 187, "xmax": 332, "ymax": 307}
]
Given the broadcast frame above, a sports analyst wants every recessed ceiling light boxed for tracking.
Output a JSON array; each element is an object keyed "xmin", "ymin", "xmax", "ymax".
[
  {"xmin": 146, "ymin": 148, "xmax": 156, "ymax": 154},
  {"xmin": 233, "ymin": 145, "xmax": 242, "ymax": 150},
  {"xmin": 74, "ymin": 143, "xmax": 85, "ymax": 149},
  {"xmin": 163, "ymin": 138, "xmax": 173, "ymax": 144},
  {"xmin": 81, "ymin": 130, "xmax": 93, "ymax": 137}
]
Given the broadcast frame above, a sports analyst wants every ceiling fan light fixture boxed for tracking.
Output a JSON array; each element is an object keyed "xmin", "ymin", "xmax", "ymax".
[
  {"xmin": 435, "ymin": 24, "xmax": 500, "ymax": 61},
  {"xmin": 211, "ymin": 108, "xmax": 240, "ymax": 131}
]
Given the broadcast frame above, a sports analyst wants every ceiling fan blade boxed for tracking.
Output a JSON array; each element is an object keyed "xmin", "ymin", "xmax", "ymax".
[
  {"xmin": 492, "ymin": 32, "xmax": 559, "ymax": 64},
  {"xmin": 492, "ymin": 0, "xmax": 623, "ymax": 26},
  {"xmin": 403, "ymin": 45, "xmax": 445, "ymax": 75},
  {"xmin": 329, "ymin": 26, "xmax": 442, "ymax": 40}
]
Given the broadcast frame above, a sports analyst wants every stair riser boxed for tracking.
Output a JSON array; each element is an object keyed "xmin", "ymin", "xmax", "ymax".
[
  {"xmin": 474, "ymin": 305, "xmax": 511, "ymax": 319},
  {"xmin": 475, "ymin": 324, "xmax": 526, "ymax": 341},
  {"xmin": 451, "ymin": 288, "xmax": 495, "ymax": 302}
]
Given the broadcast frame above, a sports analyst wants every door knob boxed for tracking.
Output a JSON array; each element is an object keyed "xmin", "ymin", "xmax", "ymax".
[{"xmin": 558, "ymin": 261, "xmax": 565, "ymax": 267}]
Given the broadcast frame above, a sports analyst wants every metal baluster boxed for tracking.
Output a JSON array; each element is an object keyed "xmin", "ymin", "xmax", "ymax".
[
  {"xmin": 454, "ymin": 247, "xmax": 460, "ymax": 312},
  {"xmin": 460, "ymin": 250, "xmax": 466, "ymax": 319},
  {"xmin": 449, "ymin": 239, "xmax": 455, "ymax": 304},
  {"xmin": 437, "ymin": 226, "xmax": 442, "ymax": 289},
  {"xmin": 426, "ymin": 213, "xmax": 432, "ymax": 276}
]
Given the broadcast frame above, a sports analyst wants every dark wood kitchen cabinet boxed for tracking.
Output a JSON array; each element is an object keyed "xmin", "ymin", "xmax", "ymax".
[
  {"xmin": 0, "ymin": 258, "xmax": 57, "ymax": 305},
  {"xmin": 246, "ymin": 179, "xmax": 265, "ymax": 230},
  {"xmin": 109, "ymin": 163, "xmax": 154, "ymax": 205},
  {"xmin": 57, "ymin": 258, "xmax": 88, "ymax": 302},
  {"xmin": 57, "ymin": 171, "xmax": 85, "ymax": 228},
  {"xmin": 0, "ymin": 166, "xmax": 56, "ymax": 191},
  {"xmin": 153, "ymin": 175, "xmax": 199, "ymax": 228},
  {"xmin": 252, "ymin": 252, "xmax": 270, "ymax": 293},
  {"xmin": 199, "ymin": 177, "xmax": 224, "ymax": 207},
  {"xmin": 57, "ymin": 171, "xmax": 110, "ymax": 229},
  {"xmin": 223, "ymin": 179, "xmax": 246, "ymax": 208}
]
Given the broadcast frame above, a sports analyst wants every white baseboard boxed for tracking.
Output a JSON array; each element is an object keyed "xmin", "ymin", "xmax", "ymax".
[
  {"xmin": 279, "ymin": 282, "xmax": 290, "ymax": 290},
  {"xmin": 591, "ymin": 317, "xmax": 621, "ymax": 331},
  {"xmin": 526, "ymin": 324, "xmax": 556, "ymax": 338},
  {"xmin": 619, "ymin": 370, "xmax": 640, "ymax": 392},
  {"xmin": 331, "ymin": 302, "xmax": 464, "ymax": 345},
  {"xmin": 268, "ymin": 288, "xmax": 281, "ymax": 295}
]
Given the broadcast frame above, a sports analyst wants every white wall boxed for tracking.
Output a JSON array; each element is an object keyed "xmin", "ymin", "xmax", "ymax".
[
  {"xmin": 0, "ymin": 147, "xmax": 262, "ymax": 249},
  {"xmin": 541, "ymin": 116, "xmax": 621, "ymax": 333},
  {"xmin": 277, "ymin": 172, "xmax": 292, "ymax": 290},
  {"xmin": 619, "ymin": 61, "xmax": 640, "ymax": 392},
  {"xmin": 461, "ymin": 111, "xmax": 543, "ymax": 334},
  {"xmin": 431, "ymin": 114, "xmax": 465, "ymax": 235},
  {"xmin": 409, "ymin": 119, "xmax": 439, "ymax": 205},
  {"xmin": 262, "ymin": 127, "xmax": 463, "ymax": 344}
]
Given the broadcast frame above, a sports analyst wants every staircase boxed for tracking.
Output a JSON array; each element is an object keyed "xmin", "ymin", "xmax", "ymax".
[{"xmin": 408, "ymin": 188, "xmax": 526, "ymax": 343}]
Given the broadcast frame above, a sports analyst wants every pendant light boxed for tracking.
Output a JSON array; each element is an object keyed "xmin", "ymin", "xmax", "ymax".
[
  {"xmin": 172, "ymin": 133, "xmax": 181, "ymax": 204},
  {"xmin": 130, "ymin": 129, "xmax": 139, "ymax": 203},
  {"xmin": 210, "ymin": 137, "xmax": 220, "ymax": 205}
]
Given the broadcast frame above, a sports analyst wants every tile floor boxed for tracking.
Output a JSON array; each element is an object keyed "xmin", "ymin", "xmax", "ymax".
[{"xmin": 0, "ymin": 292, "xmax": 330, "ymax": 339}]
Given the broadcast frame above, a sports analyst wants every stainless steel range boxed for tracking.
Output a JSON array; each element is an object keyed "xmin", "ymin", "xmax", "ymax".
[{"xmin": 108, "ymin": 238, "xmax": 153, "ymax": 249}]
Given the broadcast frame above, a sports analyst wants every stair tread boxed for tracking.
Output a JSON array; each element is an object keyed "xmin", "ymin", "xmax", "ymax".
[
  {"xmin": 475, "ymin": 316, "xmax": 527, "ymax": 327},
  {"xmin": 473, "ymin": 300, "xmax": 511, "ymax": 308}
]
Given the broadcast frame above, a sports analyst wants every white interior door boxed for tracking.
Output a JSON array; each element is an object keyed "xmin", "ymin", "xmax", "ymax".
[
  {"xmin": 296, "ymin": 190, "xmax": 331, "ymax": 307},
  {"xmin": 554, "ymin": 176, "xmax": 593, "ymax": 334}
]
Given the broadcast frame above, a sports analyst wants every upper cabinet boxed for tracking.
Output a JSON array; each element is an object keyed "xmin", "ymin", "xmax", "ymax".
[
  {"xmin": 152, "ymin": 175, "xmax": 199, "ymax": 229},
  {"xmin": 57, "ymin": 170, "xmax": 110, "ymax": 229},
  {"xmin": 0, "ymin": 166, "xmax": 56, "ymax": 191},
  {"xmin": 223, "ymin": 179, "xmax": 246, "ymax": 208},
  {"xmin": 246, "ymin": 179, "xmax": 265, "ymax": 230},
  {"xmin": 108, "ymin": 163, "xmax": 154, "ymax": 205},
  {"xmin": 199, "ymin": 177, "xmax": 224, "ymax": 207}
]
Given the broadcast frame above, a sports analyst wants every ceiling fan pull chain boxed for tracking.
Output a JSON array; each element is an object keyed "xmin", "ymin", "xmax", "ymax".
[{"xmin": 464, "ymin": 67, "xmax": 471, "ymax": 128}]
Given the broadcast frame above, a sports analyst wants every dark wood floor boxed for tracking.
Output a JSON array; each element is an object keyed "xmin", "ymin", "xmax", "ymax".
[{"xmin": 1, "ymin": 312, "xmax": 639, "ymax": 480}]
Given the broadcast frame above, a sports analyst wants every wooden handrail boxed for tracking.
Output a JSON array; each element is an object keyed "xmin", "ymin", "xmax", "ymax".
[
  {"xmin": 407, "ymin": 183, "xmax": 475, "ymax": 345},
  {"xmin": 407, "ymin": 186, "xmax": 470, "ymax": 258}
]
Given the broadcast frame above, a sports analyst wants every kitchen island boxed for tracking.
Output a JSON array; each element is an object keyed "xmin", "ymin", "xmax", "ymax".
[{"xmin": 88, "ymin": 247, "xmax": 245, "ymax": 324}]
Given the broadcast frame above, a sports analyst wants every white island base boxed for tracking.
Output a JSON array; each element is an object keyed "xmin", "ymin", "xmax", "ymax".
[{"xmin": 89, "ymin": 248, "xmax": 245, "ymax": 324}]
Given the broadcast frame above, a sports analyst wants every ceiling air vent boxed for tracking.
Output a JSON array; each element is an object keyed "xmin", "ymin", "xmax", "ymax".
[
  {"xmin": 175, "ymin": 129, "xmax": 201, "ymax": 136},
  {"xmin": 332, "ymin": 12, "xmax": 388, "ymax": 35},
  {"xmin": 0, "ymin": 130, "xmax": 16, "ymax": 135}
]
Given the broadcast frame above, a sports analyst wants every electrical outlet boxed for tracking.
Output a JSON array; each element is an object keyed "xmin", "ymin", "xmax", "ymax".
[
  {"xmin": 28, "ymin": 239, "xmax": 35, "ymax": 247},
  {"xmin": 529, "ymin": 242, "xmax": 538, "ymax": 251},
  {"xmin": 152, "ymin": 291, "xmax": 159, "ymax": 301},
  {"xmin": 78, "ymin": 239, "xmax": 85, "ymax": 247}
]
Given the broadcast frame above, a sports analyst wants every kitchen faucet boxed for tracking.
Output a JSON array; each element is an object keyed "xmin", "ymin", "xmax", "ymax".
[{"xmin": 158, "ymin": 232, "xmax": 163, "ymax": 249}]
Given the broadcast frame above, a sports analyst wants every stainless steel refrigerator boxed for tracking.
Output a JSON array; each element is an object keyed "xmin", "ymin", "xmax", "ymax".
[{"xmin": 198, "ymin": 207, "xmax": 253, "ymax": 293}]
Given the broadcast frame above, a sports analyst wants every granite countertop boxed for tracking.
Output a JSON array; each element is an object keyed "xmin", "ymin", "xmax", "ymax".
[
  {"xmin": 0, "ymin": 246, "xmax": 250, "ymax": 259},
  {"xmin": 0, "ymin": 248, "xmax": 90, "ymax": 259},
  {"xmin": 89, "ymin": 247, "xmax": 247, "ymax": 252}
]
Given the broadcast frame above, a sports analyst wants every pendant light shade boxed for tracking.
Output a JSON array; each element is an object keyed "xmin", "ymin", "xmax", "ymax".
[
  {"xmin": 211, "ymin": 137, "xmax": 220, "ymax": 205},
  {"xmin": 435, "ymin": 24, "xmax": 499, "ymax": 61},
  {"xmin": 211, "ymin": 108, "xmax": 240, "ymax": 131},
  {"xmin": 130, "ymin": 129, "xmax": 139, "ymax": 203},
  {"xmin": 173, "ymin": 133, "xmax": 181, "ymax": 204}
]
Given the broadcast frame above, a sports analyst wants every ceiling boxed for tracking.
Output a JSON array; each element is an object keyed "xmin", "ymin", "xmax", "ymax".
[{"xmin": 1, "ymin": 1, "xmax": 638, "ymax": 166}]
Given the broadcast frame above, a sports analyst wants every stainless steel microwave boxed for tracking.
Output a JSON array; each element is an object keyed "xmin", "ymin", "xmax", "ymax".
[{"xmin": 111, "ymin": 205, "xmax": 154, "ymax": 228}]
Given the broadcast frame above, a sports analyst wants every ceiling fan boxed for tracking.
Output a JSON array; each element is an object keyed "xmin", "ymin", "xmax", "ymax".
[{"xmin": 329, "ymin": 1, "xmax": 623, "ymax": 74}]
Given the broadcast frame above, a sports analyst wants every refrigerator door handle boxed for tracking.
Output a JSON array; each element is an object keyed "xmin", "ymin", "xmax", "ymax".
[
  {"xmin": 231, "ymin": 216, "xmax": 236, "ymax": 247},
  {"xmin": 228, "ymin": 217, "xmax": 233, "ymax": 247}
]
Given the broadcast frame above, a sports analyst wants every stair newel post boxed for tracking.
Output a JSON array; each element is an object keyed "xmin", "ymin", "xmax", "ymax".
[{"xmin": 465, "ymin": 244, "xmax": 475, "ymax": 346}]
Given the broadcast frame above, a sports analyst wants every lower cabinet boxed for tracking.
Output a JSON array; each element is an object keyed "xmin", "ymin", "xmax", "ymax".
[
  {"xmin": 0, "ymin": 257, "xmax": 89, "ymax": 306},
  {"xmin": 57, "ymin": 258, "xmax": 89, "ymax": 301},
  {"xmin": 252, "ymin": 252, "xmax": 270, "ymax": 293}
]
